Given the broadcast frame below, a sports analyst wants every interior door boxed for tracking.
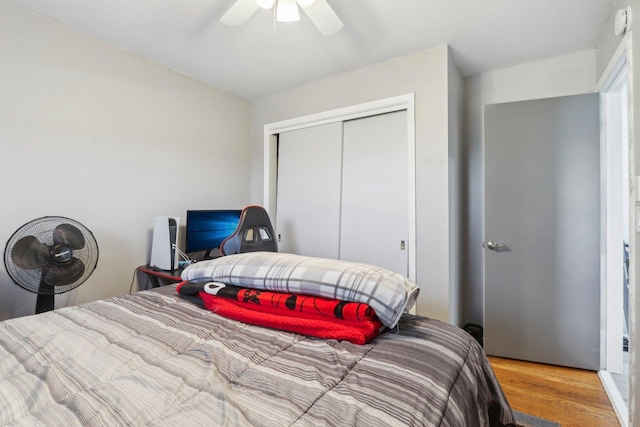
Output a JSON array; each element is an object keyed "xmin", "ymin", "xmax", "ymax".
[
  {"xmin": 275, "ymin": 122, "xmax": 343, "ymax": 258},
  {"xmin": 484, "ymin": 94, "xmax": 600, "ymax": 370},
  {"xmin": 341, "ymin": 111, "xmax": 408, "ymax": 275}
]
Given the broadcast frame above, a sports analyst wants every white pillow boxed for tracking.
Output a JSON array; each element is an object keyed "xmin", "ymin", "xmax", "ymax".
[{"xmin": 181, "ymin": 252, "xmax": 419, "ymax": 328}]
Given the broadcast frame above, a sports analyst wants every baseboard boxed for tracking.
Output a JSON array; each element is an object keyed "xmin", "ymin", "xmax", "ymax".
[{"xmin": 598, "ymin": 370, "xmax": 628, "ymax": 427}]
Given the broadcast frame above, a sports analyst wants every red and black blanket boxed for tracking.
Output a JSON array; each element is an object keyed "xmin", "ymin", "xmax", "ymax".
[{"xmin": 177, "ymin": 281, "xmax": 384, "ymax": 344}]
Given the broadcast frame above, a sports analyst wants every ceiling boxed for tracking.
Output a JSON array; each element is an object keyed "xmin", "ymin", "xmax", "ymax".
[{"xmin": 7, "ymin": 0, "xmax": 617, "ymax": 99}]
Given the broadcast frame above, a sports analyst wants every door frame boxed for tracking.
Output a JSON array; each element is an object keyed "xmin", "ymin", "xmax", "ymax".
[
  {"xmin": 599, "ymin": 48, "xmax": 627, "ymax": 374},
  {"xmin": 262, "ymin": 93, "xmax": 417, "ymax": 283},
  {"xmin": 596, "ymin": 34, "xmax": 632, "ymax": 427}
]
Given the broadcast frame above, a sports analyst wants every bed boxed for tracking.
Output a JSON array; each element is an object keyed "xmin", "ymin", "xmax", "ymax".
[{"xmin": 0, "ymin": 253, "xmax": 516, "ymax": 426}]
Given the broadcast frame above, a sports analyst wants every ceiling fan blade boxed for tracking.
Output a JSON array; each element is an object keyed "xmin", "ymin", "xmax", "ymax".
[
  {"xmin": 12, "ymin": 236, "xmax": 49, "ymax": 270},
  {"xmin": 53, "ymin": 223, "xmax": 85, "ymax": 250},
  {"xmin": 299, "ymin": 0, "xmax": 343, "ymax": 36},
  {"xmin": 220, "ymin": 0, "xmax": 260, "ymax": 26},
  {"xmin": 45, "ymin": 257, "xmax": 85, "ymax": 287}
]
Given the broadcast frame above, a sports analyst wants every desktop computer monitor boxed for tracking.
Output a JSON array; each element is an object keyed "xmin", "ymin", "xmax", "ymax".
[{"xmin": 185, "ymin": 210, "xmax": 242, "ymax": 259}]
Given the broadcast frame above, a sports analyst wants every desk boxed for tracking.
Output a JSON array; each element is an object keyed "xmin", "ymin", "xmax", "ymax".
[{"xmin": 136, "ymin": 265, "xmax": 184, "ymax": 289}]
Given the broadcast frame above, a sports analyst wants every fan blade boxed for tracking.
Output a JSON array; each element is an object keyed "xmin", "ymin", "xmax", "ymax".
[
  {"xmin": 11, "ymin": 236, "xmax": 49, "ymax": 270},
  {"xmin": 53, "ymin": 223, "xmax": 85, "ymax": 250},
  {"xmin": 45, "ymin": 258, "xmax": 85, "ymax": 287},
  {"xmin": 299, "ymin": 0, "xmax": 343, "ymax": 36},
  {"xmin": 220, "ymin": 0, "xmax": 260, "ymax": 26}
]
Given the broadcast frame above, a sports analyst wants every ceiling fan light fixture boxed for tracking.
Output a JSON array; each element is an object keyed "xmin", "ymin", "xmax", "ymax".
[
  {"xmin": 276, "ymin": 0, "xmax": 300, "ymax": 22},
  {"xmin": 255, "ymin": 0, "xmax": 275, "ymax": 9},
  {"xmin": 220, "ymin": 0, "xmax": 341, "ymax": 35},
  {"xmin": 296, "ymin": 0, "xmax": 316, "ymax": 7}
]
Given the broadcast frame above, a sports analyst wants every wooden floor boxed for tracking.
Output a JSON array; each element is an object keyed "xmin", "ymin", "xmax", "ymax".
[{"xmin": 489, "ymin": 356, "xmax": 621, "ymax": 427}]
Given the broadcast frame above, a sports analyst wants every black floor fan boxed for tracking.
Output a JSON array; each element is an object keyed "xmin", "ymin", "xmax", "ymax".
[{"xmin": 4, "ymin": 216, "xmax": 99, "ymax": 314}]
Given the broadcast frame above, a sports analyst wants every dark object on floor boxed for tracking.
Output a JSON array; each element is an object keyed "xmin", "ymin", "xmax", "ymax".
[
  {"xmin": 463, "ymin": 323, "xmax": 483, "ymax": 346},
  {"xmin": 514, "ymin": 410, "xmax": 559, "ymax": 427}
]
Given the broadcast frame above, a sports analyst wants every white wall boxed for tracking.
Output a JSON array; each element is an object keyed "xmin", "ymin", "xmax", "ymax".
[
  {"xmin": 462, "ymin": 50, "xmax": 597, "ymax": 325},
  {"xmin": 250, "ymin": 45, "xmax": 457, "ymax": 322},
  {"xmin": 626, "ymin": 2, "xmax": 640, "ymax": 422},
  {"xmin": 0, "ymin": 2, "xmax": 251, "ymax": 319},
  {"xmin": 448, "ymin": 52, "xmax": 464, "ymax": 326}
]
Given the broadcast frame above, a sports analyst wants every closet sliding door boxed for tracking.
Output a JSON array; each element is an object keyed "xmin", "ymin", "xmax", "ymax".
[
  {"xmin": 340, "ymin": 111, "xmax": 408, "ymax": 275},
  {"xmin": 275, "ymin": 110, "xmax": 409, "ymax": 277},
  {"xmin": 275, "ymin": 122, "xmax": 343, "ymax": 259}
]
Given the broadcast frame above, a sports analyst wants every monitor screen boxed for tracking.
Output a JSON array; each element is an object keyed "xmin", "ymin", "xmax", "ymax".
[{"xmin": 185, "ymin": 210, "xmax": 242, "ymax": 254}]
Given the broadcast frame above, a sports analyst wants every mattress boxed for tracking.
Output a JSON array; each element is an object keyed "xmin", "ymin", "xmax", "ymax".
[{"xmin": 0, "ymin": 285, "xmax": 515, "ymax": 426}]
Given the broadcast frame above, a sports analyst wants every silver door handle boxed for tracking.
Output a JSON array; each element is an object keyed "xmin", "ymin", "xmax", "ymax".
[{"xmin": 483, "ymin": 241, "xmax": 507, "ymax": 251}]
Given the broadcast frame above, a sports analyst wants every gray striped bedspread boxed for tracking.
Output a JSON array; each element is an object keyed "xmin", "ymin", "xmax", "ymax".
[{"xmin": 0, "ymin": 285, "xmax": 516, "ymax": 426}]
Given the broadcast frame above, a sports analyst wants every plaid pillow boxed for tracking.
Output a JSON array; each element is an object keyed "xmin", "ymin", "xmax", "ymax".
[{"xmin": 181, "ymin": 252, "xmax": 419, "ymax": 328}]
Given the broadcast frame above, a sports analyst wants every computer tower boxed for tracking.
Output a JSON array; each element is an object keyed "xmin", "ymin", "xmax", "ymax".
[{"xmin": 150, "ymin": 216, "xmax": 179, "ymax": 271}]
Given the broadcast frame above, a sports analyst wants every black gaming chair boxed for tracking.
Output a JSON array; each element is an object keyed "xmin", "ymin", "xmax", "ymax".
[{"xmin": 220, "ymin": 205, "xmax": 278, "ymax": 255}]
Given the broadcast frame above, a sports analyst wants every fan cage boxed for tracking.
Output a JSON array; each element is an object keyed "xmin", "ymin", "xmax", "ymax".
[{"xmin": 4, "ymin": 216, "xmax": 99, "ymax": 295}]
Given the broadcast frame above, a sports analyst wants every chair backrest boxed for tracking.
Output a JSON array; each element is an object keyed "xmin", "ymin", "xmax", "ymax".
[{"xmin": 220, "ymin": 205, "xmax": 278, "ymax": 255}]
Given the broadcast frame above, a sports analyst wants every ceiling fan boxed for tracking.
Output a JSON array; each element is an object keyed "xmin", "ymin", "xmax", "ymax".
[{"xmin": 220, "ymin": 0, "xmax": 343, "ymax": 36}]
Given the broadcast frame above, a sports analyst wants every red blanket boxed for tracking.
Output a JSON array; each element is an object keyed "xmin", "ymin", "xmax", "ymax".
[{"xmin": 177, "ymin": 281, "xmax": 384, "ymax": 344}]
